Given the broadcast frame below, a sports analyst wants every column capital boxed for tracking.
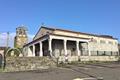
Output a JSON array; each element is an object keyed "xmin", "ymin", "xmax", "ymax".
[
  {"xmin": 87, "ymin": 41, "xmax": 90, "ymax": 43},
  {"xmin": 64, "ymin": 39, "xmax": 67, "ymax": 42},
  {"xmin": 76, "ymin": 40, "xmax": 79, "ymax": 44},
  {"xmin": 39, "ymin": 41, "xmax": 42, "ymax": 43},
  {"xmin": 49, "ymin": 37, "xmax": 52, "ymax": 41},
  {"xmin": 32, "ymin": 44, "xmax": 35, "ymax": 47}
]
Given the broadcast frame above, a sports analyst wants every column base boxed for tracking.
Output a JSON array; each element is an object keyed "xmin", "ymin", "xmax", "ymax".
[
  {"xmin": 78, "ymin": 56, "xmax": 81, "ymax": 62},
  {"xmin": 65, "ymin": 58, "xmax": 68, "ymax": 62}
]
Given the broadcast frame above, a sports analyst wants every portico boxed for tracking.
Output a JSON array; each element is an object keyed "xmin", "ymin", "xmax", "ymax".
[{"xmin": 24, "ymin": 34, "xmax": 90, "ymax": 61}]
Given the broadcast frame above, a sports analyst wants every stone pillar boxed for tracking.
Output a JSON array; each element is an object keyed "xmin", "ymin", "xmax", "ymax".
[
  {"xmin": 64, "ymin": 39, "xmax": 68, "ymax": 61},
  {"xmin": 28, "ymin": 46, "xmax": 33, "ymax": 56},
  {"xmin": 32, "ymin": 44, "xmax": 35, "ymax": 56},
  {"xmin": 48, "ymin": 39, "xmax": 52, "ymax": 56},
  {"xmin": 39, "ymin": 41, "xmax": 43, "ymax": 57},
  {"xmin": 76, "ymin": 41, "xmax": 80, "ymax": 56},
  {"xmin": 87, "ymin": 42, "xmax": 91, "ymax": 56}
]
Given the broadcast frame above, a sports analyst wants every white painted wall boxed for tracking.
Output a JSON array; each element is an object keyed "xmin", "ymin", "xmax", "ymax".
[{"xmin": 53, "ymin": 30, "xmax": 118, "ymax": 52}]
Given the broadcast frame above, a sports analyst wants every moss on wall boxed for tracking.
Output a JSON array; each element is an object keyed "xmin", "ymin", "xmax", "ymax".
[{"xmin": 5, "ymin": 57, "xmax": 56, "ymax": 72}]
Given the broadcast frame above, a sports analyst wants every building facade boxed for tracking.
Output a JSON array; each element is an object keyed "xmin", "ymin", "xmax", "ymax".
[{"xmin": 23, "ymin": 26, "xmax": 119, "ymax": 62}]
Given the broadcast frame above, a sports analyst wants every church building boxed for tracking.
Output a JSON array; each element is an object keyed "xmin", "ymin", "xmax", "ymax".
[{"xmin": 23, "ymin": 26, "xmax": 119, "ymax": 62}]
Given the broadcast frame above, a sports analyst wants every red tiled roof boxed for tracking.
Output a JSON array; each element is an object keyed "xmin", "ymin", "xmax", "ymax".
[
  {"xmin": 0, "ymin": 47, "xmax": 7, "ymax": 50},
  {"xmin": 24, "ymin": 26, "xmax": 118, "ymax": 47},
  {"xmin": 41, "ymin": 26, "xmax": 117, "ymax": 39}
]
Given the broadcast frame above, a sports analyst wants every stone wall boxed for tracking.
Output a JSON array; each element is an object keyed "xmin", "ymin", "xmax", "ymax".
[
  {"xmin": 5, "ymin": 57, "xmax": 56, "ymax": 72},
  {"xmin": 80, "ymin": 56, "xmax": 119, "ymax": 61},
  {"xmin": 59, "ymin": 56, "xmax": 119, "ymax": 62}
]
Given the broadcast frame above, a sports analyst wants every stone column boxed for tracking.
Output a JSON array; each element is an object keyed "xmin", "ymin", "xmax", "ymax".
[
  {"xmin": 32, "ymin": 44, "xmax": 35, "ymax": 56},
  {"xmin": 48, "ymin": 39, "xmax": 52, "ymax": 56},
  {"xmin": 76, "ymin": 41, "xmax": 80, "ymax": 56},
  {"xmin": 28, "ymin": 46, "xmax": 33, "ymax": 56},
  {"xmin": 64, "ymin": 39, "xmax": 68, "ymax": 61},
  {"xmin": 39, "ymin": 41, "xmax": 43, "ymax": 57},
  {"xmin": 87, "ymin": 42, "xmax": 91, "ymax": 56}
]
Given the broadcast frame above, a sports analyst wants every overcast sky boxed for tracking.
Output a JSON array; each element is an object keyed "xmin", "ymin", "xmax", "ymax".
[{"xmin": 0, "ymin": 0, "xmax": 120, "ymax": 47}]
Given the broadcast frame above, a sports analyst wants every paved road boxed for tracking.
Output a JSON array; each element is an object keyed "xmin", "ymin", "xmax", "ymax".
[
  {"xmin": 65, "ymin": 62, "xmax": 120, "ymax": 80},
  {"xmin": 0, "ymin": 62, "xmax": 120, "ymax": 80}
]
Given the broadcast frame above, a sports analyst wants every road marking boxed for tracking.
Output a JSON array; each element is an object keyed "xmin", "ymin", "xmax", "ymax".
[
  {"xmin": 73, "ymin": 77, "xmax": 103, "ymax": 80},
  {"xmin": 83, "ymin": 68, "xmax": 89, "ymax": 70},
  {"xmin": 73, "ymin": 78, "xmax": 82, "ymax": 80},
  {"xmin": 97, "ymin": 67, "xmax": 103, "ymax": 69},
  {"xmin": 73, "ymin": 77, "xmax": 97, "ymax": 80}
]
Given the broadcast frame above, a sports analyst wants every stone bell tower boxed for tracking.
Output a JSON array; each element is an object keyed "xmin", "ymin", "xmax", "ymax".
[{"xmin": 14, "ymin": 26, "xmax": 28, "ymax": 48}]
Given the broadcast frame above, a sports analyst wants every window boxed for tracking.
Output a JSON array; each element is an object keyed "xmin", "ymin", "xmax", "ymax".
[
  {"xmin": 93, "ymin": 39, "xmax": 97, "ymax": 43},
  {"xmin": 91, "ymin": 38, "xmax": 97, "ymax": 43},
  {"xmin": 98, "ymin": 51, "xmax": 105, "ymax": 56},
  {"xmin": 46, "ymin": 31, "xmax": 49, "ymax": 34},
  {"xmin": 91, "ymin": 51, "xmax": 97, "ymax": 56},
  {"xmin": 105, "ymin": 51, "xmax": 112, "ymax": 56},
  {"xmin": 108, "ymin": 41, "xmax": 113, "ymax": 45},
  {"xmin": 115, "ymin": 42, "xmax": 118, "ymax": 45},
  {"xmin": 100, "ymin": 40, "xmax": 106, "ymax": 44},
  {"xmin": 112, "ymin": 52, "xmax": 118, "ymax": 56}
]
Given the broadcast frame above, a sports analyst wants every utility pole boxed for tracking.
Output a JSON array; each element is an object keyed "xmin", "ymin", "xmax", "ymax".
[
  {"xmin": 0, "ymin": 33, "xmax": 1, "ymax": 45},
  {"xmin": 6, "ymin": 32, "xmax": 9, "ymax": 48},
  {"xmin": 2, "ymin": 32, "xmax": 10, "ymax": 70}
]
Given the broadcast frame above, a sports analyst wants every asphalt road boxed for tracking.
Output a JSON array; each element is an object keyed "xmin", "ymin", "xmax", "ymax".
[{"xmin": 0, "ymin": 62, "xmax": 120, "ymax": 80}]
